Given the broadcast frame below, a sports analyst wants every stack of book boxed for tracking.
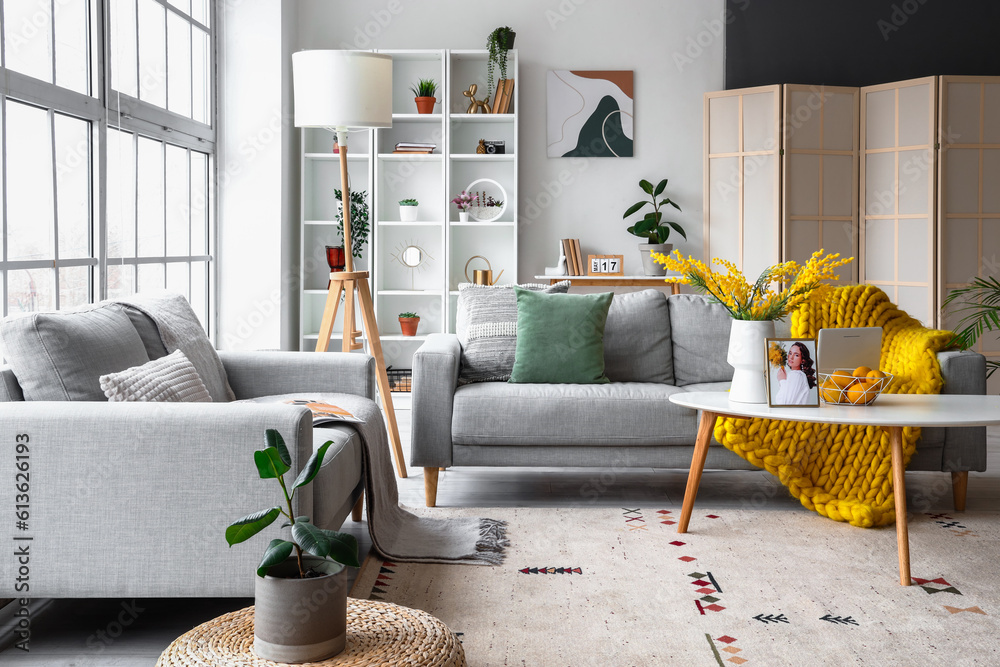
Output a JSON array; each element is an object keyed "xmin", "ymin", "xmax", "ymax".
[
  {"xmin": 561, "ymin": 238, "xmax": 584, "ymax": 276},
  {"xmin": 393, "ymin": 142, "xmax": 436, "ymax": 154}
]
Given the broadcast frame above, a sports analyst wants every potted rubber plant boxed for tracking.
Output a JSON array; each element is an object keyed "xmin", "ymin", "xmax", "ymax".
[
  {"xmin": 623, "ymin": 178, "xmax": 685, "ymax": 276},
  {"xmin": 398, "ymin": 311, "xmax": 420, "ymax": 336},
  {"xmin": 226, "ymin": 429, "xmax": 360, "ymax": 663},
  {"xmin": 486, "ymin": 26, "xmax": 516, "ymax": 99},
  {"xmin": 399, "ymin": 198, "xmax": 419, "ymax": 222},
  {"xmin": 411, "ymin": 78, "xmax": 437, "ymax": 114}
]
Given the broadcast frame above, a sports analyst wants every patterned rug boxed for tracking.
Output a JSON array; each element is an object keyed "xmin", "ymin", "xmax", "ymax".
[{"xmin": 351, "ymin": 506, "xmax": 1000, "ymax": 666}]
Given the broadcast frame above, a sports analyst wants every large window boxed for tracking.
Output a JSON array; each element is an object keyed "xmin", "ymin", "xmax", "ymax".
[{"xmin": 0, "ymin": 0, "xmax": 215, "ymax": 328}]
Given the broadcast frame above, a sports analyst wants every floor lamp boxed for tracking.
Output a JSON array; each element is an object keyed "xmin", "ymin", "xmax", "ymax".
[{"xmin": 292, "ymin": 50, "xmax": 407, "ymax": 479}]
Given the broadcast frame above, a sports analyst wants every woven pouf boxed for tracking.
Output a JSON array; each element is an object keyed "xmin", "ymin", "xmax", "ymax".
[{"xmin": 156, "ymin": 598, "xmax": 467, "ymax": 667}]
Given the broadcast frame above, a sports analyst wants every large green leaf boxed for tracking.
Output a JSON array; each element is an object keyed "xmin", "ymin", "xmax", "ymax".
[
  {"xmin": 225, "ymin": 507, "xmax": 281, "ymax": 546},
  {"xmin": 292, "ymin": 521, "xmax": 331, "ymax": 558},
  {"xmin": 280, "ymin": 515, "xmax": 311, "ymax": 529},
  {"xmin": 639, "ymin": 179, "xmax": 654, "ymax": 195},
  {"xmin": 668, "ymin": 221, "xmax": 688, "ymax": 240},
  {"xmin": 265, "ymin": 429, "xmax": 291, "ymax": 466},
  {"xmin": 653, "ymin": 178, "xmax": 667, "ymax": 197},
  {"xmin": 622, "ymin": 201, "xmax": 647, "ymax": 219},
  {"xmin": 257, "ymin": 539, "xmax": 295, "ymax": 577},
  {"xmin": 320, "ymin": 529, "xmax": 361, "ymax": 568},
  {"xmin": 292, "ymin": 440, "xmax": 335, "ymax": 490},
  {"xmin": 254, "ymin": 447, "xmax": 290, "ymax": 479}
]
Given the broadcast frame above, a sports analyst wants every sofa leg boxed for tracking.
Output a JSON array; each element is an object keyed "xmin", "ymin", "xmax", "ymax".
[
  {"xmin": 951, "ymin": 471, "xmax": 968, "ymax": 512},
  {"xmin": 424, "ymin": 467, "xmax": 439, "ymax": 507},
  {"xmin": 352, "ymin": 491, "xmax": 364, "ymax": 522}
]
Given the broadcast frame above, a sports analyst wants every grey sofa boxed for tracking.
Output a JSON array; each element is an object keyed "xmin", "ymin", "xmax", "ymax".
[
  {"xmin": 0, "ymin": 298, "xmax": 372, "ymax": 597},
  {"xmin": 411, "ymin": 290, "xmax": 987, "ymax": 508}
]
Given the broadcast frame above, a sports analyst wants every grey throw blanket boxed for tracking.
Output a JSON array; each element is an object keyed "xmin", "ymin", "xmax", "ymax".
[{"xmin": 247, "ymin": 393, "xmax": 509, "ymax": 566}]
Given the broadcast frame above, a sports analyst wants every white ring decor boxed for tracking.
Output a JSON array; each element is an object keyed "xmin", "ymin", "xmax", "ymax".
[{"xmin": 466, "ymin": 178, "xmax": 507, "ymax": 222}]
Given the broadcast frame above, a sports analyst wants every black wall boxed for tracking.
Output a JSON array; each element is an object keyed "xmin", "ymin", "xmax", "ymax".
[{"xmin": 725, "ymin": 0, "xmax": 1000, "ymax": 89}]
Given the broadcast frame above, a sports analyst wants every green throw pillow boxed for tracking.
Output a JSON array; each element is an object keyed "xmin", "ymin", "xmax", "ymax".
[{"xmin": 508, "ymin": 288, "xmax": 613, "ymax": 384}]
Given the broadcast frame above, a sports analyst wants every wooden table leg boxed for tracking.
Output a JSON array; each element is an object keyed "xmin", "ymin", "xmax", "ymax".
[
  {"xmin": 887, "ymin": 425, "xmax": 911, "ymax": 586},
  {"xmin": 678, "ymin": 411, "xmax": 717, "ymax": 533}
]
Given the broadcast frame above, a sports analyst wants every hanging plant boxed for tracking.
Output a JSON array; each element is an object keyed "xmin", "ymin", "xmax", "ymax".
[
  {"xmin": 333, "ymin": 189, "xmax": 370, "ymax": 259},
  {"xmin": 486, "ymin": 26, "xmax": 515, "ymax": 97}
]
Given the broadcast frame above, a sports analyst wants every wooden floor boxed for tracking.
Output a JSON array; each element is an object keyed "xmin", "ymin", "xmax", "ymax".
[{"xmin": 1, "ymin": 403, "xmax": 996, "ymax": 665}]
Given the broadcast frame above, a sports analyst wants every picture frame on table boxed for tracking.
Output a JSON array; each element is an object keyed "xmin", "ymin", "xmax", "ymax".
[{"xmin": 764, "ymin": 338, "xmax": 820, "ymax": 408}]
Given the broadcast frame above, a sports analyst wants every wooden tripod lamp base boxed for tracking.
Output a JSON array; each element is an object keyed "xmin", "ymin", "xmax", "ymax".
[{"xmin": 315, "ymin": 270, "xmax": 408, "ymax": 479}]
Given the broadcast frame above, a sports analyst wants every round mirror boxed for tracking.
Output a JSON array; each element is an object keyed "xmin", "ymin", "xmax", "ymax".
[{"xmin": 401, "ymin": 246, "xmax": 423, "ymax": 268}]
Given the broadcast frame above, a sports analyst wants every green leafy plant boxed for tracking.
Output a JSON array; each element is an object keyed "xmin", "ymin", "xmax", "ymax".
[
  {"xmin": 943, "ymin": 276, "xmax": 1000, "ymax": 378},
  {"xmin": 410, "ymin": 78, "xmax": 437, "ymax": 98},
  {"xmin": 226, "ymin": 430, "xmax": 360, "ymax": 578},
  {"xmin": 486, "ymin": 26, "xmax": 515, "ymax": 97},
  {"xmin": 623, "ymin": 178, "xmax": 686, "ymax": 245},
  {"xmin": 398, "ymin": 311, "xmax": 418, "ymax": 319},
  {"xmin": 399, "ymin": 198, "xmax": 418, "ymax": 206},
  {"xmin": 334, "ymin": 189, "xmax": 370, "ymax": 259}
]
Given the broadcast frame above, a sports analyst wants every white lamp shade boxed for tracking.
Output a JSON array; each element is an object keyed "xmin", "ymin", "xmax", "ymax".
[{"xmin": 292, "ymin": 50, "xmax": 392, "ymax": 129}]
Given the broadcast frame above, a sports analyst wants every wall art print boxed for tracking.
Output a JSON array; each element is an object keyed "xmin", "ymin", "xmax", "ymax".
[{"xmin": 546, "ymin": 70, "xmax": 634, "ymax": 158}]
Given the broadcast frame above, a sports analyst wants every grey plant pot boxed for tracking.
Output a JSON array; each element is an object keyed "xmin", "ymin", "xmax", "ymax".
[
  {"xmin": 254, "ymin": 556, "xmax": 348, "ymax": 664},
  {"xmin": 638, "ymin": 243, "xmax": 672, "ymax": 276}
]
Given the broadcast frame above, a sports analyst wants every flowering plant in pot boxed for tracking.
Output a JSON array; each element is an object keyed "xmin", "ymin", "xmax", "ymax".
[
  {"xmin": 226, "ymin": 429, "xmax": 360, "ymax": 663},
  {"xmin": 398, "ymin": 311, "xmax": 420, "ymax": 336},
  {"xmin": 623, "ymin": 178, "xmax": 686, "ymax": 276},
  {"xmin": 653, "ymin": 248, "xmax": 852, "ymax": 403},
  {"xmin": 399, "ymin": 198, "xmax": 419, "ymax": 222},
  {"xmin": 451, "ymin": 191, "xmax": 474, "ymax": 222},
  {"xmin": 410, "ymin": 78, "xmax": 437, "ymax": 114}
]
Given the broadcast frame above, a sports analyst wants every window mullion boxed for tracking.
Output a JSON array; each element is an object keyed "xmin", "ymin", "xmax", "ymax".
[
  {"xmin": 97, "ymin": 0, "xmax": 110, "ymax": 301},
  {"xmin": 50, "ymin": 110, "xmax": 60, "ymax": 309},
  {"xmin": 1, "ymin": 96, "xmax": 6, "ymax": 316},
  {"xmin": 50, "ymin": 0, "xmax": 57, "ymax": 86}
]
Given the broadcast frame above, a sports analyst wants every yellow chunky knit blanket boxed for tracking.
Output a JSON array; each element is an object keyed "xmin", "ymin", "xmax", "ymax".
[{"xmin": 713, "ymin": 285, "xmax": 955, "ymax": 527}]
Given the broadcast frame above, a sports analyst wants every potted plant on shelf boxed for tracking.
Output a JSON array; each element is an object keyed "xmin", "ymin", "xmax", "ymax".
[
  {"xmin": 451, "ymin": 191, "xmax": 474, "ymax": 222},
  {"xmin": 399, "ymin": 311, "xmax": 420, "ymax": 336},
  {"xmin": 486, "ymin": 26, "xmax": 515, "ymax": 101},
  {"xmin": 226, "ymin": 429, "xmax": 361, "ymax": 663},
  {"xmin": 410, "ymin": 78, "xmax": 437, "ymax": 114},
  {"xmin": 327, "ymin": 189, "xmax": 370, "ymax": 275},
  {"xmin": 399, "ymin": 198, "xmax": 419, "ymax": 222},
  {"xmin": 470, "ymin": 191, "xmax": 504, "ymax": 221},
  {"xmin": 623, "ymin": 178, "xmax": 686, "ymax": 276}
]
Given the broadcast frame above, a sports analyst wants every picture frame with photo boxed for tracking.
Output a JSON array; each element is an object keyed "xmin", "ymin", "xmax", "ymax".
[{"xmin": 764, "ymin": 338, "xmax": 820, "ymax": 408}]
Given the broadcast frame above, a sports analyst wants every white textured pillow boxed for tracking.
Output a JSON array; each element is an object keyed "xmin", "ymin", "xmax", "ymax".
[{"xmin": 100, "ymin": 349, "xmax": 212, "ymax": 403}]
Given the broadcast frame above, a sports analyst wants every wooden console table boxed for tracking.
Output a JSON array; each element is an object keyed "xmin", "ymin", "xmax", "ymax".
[{"xmin": 534, "ymin": 275, "xmax": 682, "ymax": 294}]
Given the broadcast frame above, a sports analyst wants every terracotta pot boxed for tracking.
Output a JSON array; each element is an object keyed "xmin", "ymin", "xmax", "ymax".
[
  {"xmin": 399, "ymin": 317, "xmax": 420, "ymax": 336},
  {"xmin": 414, "ymin": 96, "xmax": 436, "ymax": 114},
  {"xmin": 254, "ymin": 556, "xmax": 348, "ymax": 663}
]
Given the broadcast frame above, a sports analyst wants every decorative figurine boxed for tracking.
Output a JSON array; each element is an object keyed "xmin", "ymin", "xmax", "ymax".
[{"xmin": 463, "ymin": 84, "xmax": 491, "ymax": 114}]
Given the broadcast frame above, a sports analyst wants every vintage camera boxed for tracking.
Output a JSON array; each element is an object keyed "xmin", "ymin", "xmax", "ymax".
[{"xmin": 483, "ymin": 140, "xmax": 505, "ymax": 154}]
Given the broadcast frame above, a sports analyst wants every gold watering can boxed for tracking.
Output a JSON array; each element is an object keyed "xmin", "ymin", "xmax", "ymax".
[{"xmin": 464, "ymin": 255, "xmax": 504, "ymax": 286}]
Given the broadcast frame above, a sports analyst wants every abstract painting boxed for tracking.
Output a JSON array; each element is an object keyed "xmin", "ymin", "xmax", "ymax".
[{"xmin": 547, "ymin": 70, "xmax": 634, "ymax": 158}]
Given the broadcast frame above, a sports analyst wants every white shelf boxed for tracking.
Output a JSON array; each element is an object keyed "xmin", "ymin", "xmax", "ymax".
[
  {"xmin": 304, "ymin": 153, "xmax": 369, "ymax": 161},
  {"xmin": 303, "ymin": 333, "xmax": 368, "ymax": 341},
  {"xmin": 303, "ymin": 289, "xmax": 331, "ymax": 295},
  {"xmin": 377, "ymin": 220, "xmax": 444, "ymax": 226},
  {"xmin": 450, "ymin": 114, "xmax": 515, "ymax": 122},
  {"xmin": 380, "ymin": 334, "xmax": 430, "ymax": 341},
  {"xmin": 450, "ymin": 154, "xmax": 515, "ymax": 162},
  {"xmin": 304, "ymin": 220, "xmax": 337, "ymax": 226},
  {"xmin": 377, "ymin": 290, "xmax": 443, "ymax": 296},
  {"xmin": 377, "ymin": 153, "xmax": 443, "ymax": 160},
  {"xmin": 450, "ymin": 220, "xmax": 516, "ymax": 227},
  {"xmin": 392, "ymin": 113, "xmax": 444, "ymax": 122}
]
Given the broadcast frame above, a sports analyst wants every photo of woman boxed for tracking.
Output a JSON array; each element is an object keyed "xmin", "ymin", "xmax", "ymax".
[{"xmin": 767, "ymin": 339, "xmax": 819, "ymax": 407}]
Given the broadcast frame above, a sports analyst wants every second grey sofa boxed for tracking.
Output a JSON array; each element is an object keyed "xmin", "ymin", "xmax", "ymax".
[{"xmin": 411, "ymin": 291, "xmax": 987, "ymax": 508}]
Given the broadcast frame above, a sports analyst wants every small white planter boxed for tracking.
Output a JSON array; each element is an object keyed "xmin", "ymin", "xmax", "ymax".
[
  {"xmin": 399, "ymin": 205, "xmax": 418, "ymax": 222},
  {"xmin": 458, "ymin": 210, "xmax": 469, "ymax": 222}
]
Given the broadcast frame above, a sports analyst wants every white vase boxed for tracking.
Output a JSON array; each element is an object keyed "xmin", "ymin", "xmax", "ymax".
[
  {"xmin": 726, "ymin": 319, "xmax": 775, "ymax": 403},
  {"xmin": 399, "ymin": 205, "xmax": 418, "ymax": 222},
  {"xmin": 458, "ymin": 210, "xmax": 469, "ymax": 222}
]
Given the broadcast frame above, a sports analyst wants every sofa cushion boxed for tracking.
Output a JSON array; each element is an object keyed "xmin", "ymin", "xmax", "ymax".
[
  {"xmin": 100, "ymin": 350, "xmax": 212, "ymax": 403},
  {"xmin": 603, "ymin": 289, "xmax": 673, "ymax": 384},
  {"xmin": 0, "ymin": 304, "xmax": 151, "ymax": 401},
  {"xmin": 509, "ymin": 288, "xmax": 613, "ymax": 384},
  {"xmin": 121, "ymin": 306, "xmax": 169, "ymax": 360},
  {"xmin": 456, "ymin": 281, "xmax": 570, "ymax": 384},
  {"xmin": 452, "ymin": 382, "xmax": 697, "ymax": 446},
  {"xmin": 311, "ymin": 424, "xmax": 363, "ymax": 529},
  {"xmin": 668, "ymin": 294, "xmax": 735, "ymax": 386}
]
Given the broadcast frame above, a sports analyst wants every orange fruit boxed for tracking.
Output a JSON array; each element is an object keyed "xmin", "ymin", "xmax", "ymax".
[
  {"xmin": 867, "ymin": 369, "xmax": 886, "ymax": 381},
  {"xmin": 831, "ymin": 373, "xmax": 856, "ymax": 389},
  {"xmin": 820, "ymin": 379, "xmax": 841, "ymax": 403},
  {"xmin": 853, "ymin": 366, "xmax": 872, "ymax": 378},
  {"xmin": 846, "ymin": 383, "xmax": 873, "ymax": 405}
]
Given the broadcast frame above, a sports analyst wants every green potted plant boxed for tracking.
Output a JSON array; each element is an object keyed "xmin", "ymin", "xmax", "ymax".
[
  {"xmin": 944, "ymin": 276, "xmax": 1000, "ymax": 381},
  {"xmin": 226, "ymin": 429, "xmax": 360, "ymax": 663},
  {"xmin": 399, "ymin": 198, "xmax": 419, "ymax": 222},
  {"xmin": 410, "ymin": 78, "xmax": 437, "ymax": 114},
  {"xmin": 486, "ymin": 26, "xmax": 516, "ymax": 100},
  {"xmin": 623, "ymin": 178, "xmax": 686, "ymax": 276},
  {"xmin": 398, "ymin": 311, "xmax": 420, "ymax": 336},
  {"xmin": 328, "ymin": 189, "xmax": 370, "ymax": 269}
]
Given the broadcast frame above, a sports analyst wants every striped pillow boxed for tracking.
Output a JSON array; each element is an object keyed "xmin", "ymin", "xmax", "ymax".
[
  {"xmin": 100, "ymin": 349, "xmax": 212, "ymax": 403},
  {"xmin": 456, "ymin": 281, "xmax": 570, "ymax": 383}
]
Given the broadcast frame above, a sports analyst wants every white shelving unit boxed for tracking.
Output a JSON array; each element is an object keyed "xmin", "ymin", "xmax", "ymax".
[{"xmin": 298, "ymin": 49, "xmax": 518, "ymax": 372}]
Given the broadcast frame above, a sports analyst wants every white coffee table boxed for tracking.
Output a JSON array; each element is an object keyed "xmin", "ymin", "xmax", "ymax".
[{"xmin": 669, "ymin": 392, "xmax": 1000, "ymax": 586}]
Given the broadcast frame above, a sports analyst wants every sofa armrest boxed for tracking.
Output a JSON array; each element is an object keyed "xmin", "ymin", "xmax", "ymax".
[
  {"xmin": 411, "ymin": 334, "xmax": 460, "ymax": 467},
  {"xmin": 0, "ymin": 402, "xmax": 316, "ymax": 597},
  {"xmin": 220, "ymin": 350, "xmax": 376, "ymax": 401},
  {"xmin": 937, "ymin": 349, "xmax": 988, "ymax": 472}
]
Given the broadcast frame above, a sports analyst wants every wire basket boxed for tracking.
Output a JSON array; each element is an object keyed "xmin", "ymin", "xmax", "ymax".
[
  {"xmin": 386, "ymin": 367, "xmax": 412, "ymax": 393},
  {"xmin": 817, "ymin": 369, "xmax": 895, "ymax": 405}
]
